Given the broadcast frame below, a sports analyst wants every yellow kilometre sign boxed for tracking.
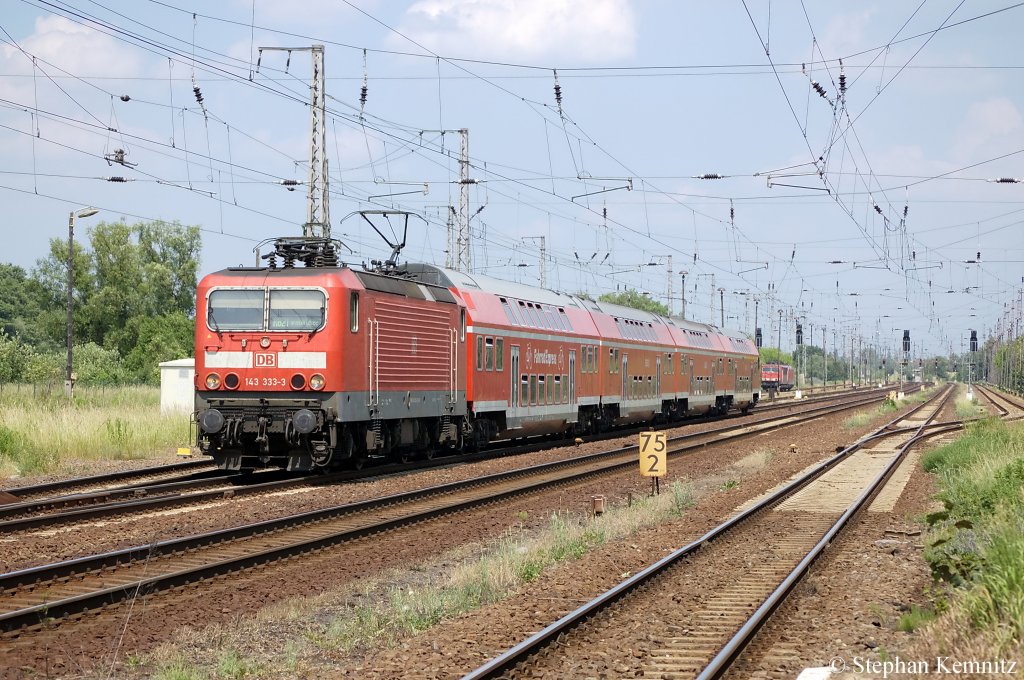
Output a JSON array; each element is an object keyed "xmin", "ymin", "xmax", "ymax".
[{"xmin": 638, "ymin": 431, "xmax": 667, "ymax": 477}]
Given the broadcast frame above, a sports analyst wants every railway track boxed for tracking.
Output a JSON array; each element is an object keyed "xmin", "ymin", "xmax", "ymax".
[
  {"xmin": 0, "ymin": 385, "xmax": 910, "ymax": 637},
  {"xmin": 0, "ymin": 386, "xmax": 896, "ymax": 533},
  {"xmin": 0, "ymin": 459, "xmax": 215, "ymax": 504},
  {"xmin": 460, "ymin": 384, "xmax": 957, "ymax": 679},
  {"xmin": 973, "ymin": 383, "xmax": 1024, "ymax": 419}
]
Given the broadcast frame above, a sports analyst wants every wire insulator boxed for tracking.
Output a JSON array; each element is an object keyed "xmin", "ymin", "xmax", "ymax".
[
  {"xmin": 697, "ymin": 173, "xmax": 723, "ymax": 180},
  {"xmin": 120, "ymin": 94, "xmax": 130, "ymax": 102},
  {"xmin": 360, "ymin": 85, "xmax": 368, "ymax": 108},
  {"xmin": 193, "ymin": 86, "xmax": 203, "ymax": 105},
  {"xmin": 812, "ymin": 81, "xmax": 827, "ymax": 99},
  {"xmin": 995, "ymin": 177, "xmax": 1020, "ymax": 183},
  {"xmin": 106, "ymin": 176, "xmax": 127, "ymax": 182},
  {"xmin": 553, "ymin": 70, "xmax": 563, "ymax": 114},
  {"xmin": 873, "ymin": 204, "xmax": 883, "ymax": 215},
  {"xmin": 839, "ymin": 72, "xmax": 847, "ymax": 96},
  {"xmin": 903, "ymin": 205, "xmax": 908, "ymax": 218}
]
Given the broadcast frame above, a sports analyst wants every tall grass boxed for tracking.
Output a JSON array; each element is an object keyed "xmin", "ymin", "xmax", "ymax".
[
  {"xmin": 0, "ymin": 384, "xmax": 190, "ymax": 477},
  {"xmin": 921, "ymin": 418, "xmax": 1024, "ymax": 649}
]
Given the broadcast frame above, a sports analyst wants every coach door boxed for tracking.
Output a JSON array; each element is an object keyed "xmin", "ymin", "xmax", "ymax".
[
  {"xmin": 568, "ymin": 350, "xmax": 577, "ymax": 404},
  {"xmin": 655, "ymin": 355, "xmax": 661, "ymax": 397},
  {"xmin": 510, "ymin": 345, "xmax": 520, "ymax": 407},
  {"xmin": 621, "ymin": 354, "xmax": 629, "ymax": 401}
]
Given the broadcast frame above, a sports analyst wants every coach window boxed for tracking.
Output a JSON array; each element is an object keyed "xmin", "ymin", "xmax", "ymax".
[
  {"xmin": 562, "ymin": 374, "xmax": 569, "ymax": 402},
  {"xmin": 545, "ymin": 373, "xmax": 552, "ymax": 402},
  {"xmin": 500, "ymin": 298, "xmax": 516, "ymax": 325},
  {"xmin": 558, "ymin": 308, "xmax": 572, "ymax": 331},
  {"xmin": 517, "ymin": 301, "xmax": 531, "ymax": 326},
  {"xmin": 553, "ymin": 375, "xmax": 561, "ymax": 403},
  {"xmin": 520, "ymin": 375, "xmax": 529, "ymax": 405},
  {"xmin": 476, "ymin": 336, "xmax": 484, "ymax": 371},
  {"xmin": 485, "ymin": 337, "xmax": 494, "ymax": 371},
  {"xmin": 530, "ymin": 375, "xmax": 538, "ymax": 405},
  {"xmin": 543, "ymin": 306, "xmax": 557, "ymax": 330},
  {"xmin": 349, "ymin": 292, "xmax": 359, "ymax": 332},
  {"xmin": 460, "ymin": 309, "xmax": 466, "ymax": 341},
  {"xmin": 496, "ymin": 338, "xmax": 504, "ymax": 371}
]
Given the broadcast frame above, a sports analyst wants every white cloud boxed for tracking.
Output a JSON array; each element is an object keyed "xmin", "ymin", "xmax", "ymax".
[
  {"xmin": 395, "ymin": 0, "xmax": 636, "ymax": 63},
  {"xmin": 2, "ymin": 15, "xmax": 145, "ymax": 79},
  {"xmin": 952, "ymin": 97, "xmax": 1024, "ymax": 160},
  {"xmin": 819, "ymin": 9, "xmax": 875, "ymax": 57}
]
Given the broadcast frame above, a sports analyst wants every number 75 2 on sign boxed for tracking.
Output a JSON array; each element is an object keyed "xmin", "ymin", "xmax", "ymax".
[{"xmin": 638, "ymin": 431, "xmax": 667, "ymax": 477}]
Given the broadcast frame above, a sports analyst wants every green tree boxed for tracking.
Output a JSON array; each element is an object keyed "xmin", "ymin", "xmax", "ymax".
[
  {"xmin": 32, "ymin": 219, "xmax": 200, "ymax": 359},
  {"xmin": 0, "ymin": 333, "xmax": 34, "ymax": 382},
  {"xmin": 0, "ymin": 264, "xmax": 51, "ymax": 347},
  {"xmin": 124, "ymin": 312, "xmax": 195, "ymax": 382},
  {"xmin": 598, "ymin": 289, "xmax": 670, "ymax": 316}
]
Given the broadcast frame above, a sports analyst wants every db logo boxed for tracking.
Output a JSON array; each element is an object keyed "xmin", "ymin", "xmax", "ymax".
[{"xmin": 254, "ymin": 352, "xmax": 276, "ymax": 367}]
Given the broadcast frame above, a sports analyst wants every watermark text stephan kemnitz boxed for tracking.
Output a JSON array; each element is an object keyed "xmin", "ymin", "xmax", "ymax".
[{"xmin": 829, "ymin": 654, "xmax": 1017, "ymax": 676}]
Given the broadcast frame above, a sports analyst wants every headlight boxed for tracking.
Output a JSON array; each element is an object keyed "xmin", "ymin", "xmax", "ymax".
[
  {"xmin": 309, "ymin": 373, "xmax": 325, "ymax": 390},
  {"xmin": 224, "ymin": 373, "xmax": 240, "ymax": 390},
  {"xmin": 205, "ymin": 373, "xmax": 221, "ymax": 389},
  {"xmin": 290, "ymin": 374, "xmax": 306, "ymax": 390}
]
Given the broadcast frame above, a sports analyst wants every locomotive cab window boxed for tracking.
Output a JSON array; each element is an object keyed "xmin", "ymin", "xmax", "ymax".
[
  {"xmin": 460, "ymin": 309, "xmax": 466, "ymax": 341},
  {"xmin": 208, "ymin": 288, "xmax": 264, "ymax": 330},
  {"xmin": 350, "ymin": 292, "xmax": 360, "ymax": 332},
  {"xmin": 269, "ymin": 289, "xmax": 326, "ymax": 331}
]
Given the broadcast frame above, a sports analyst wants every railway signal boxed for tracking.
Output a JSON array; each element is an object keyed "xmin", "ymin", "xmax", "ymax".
[
  {"xmin": 755, "ymin": 327, "xmax": 762, "ymax": 348},
  {"xmin": 795, "ymin": 323, "xmax": 803, "ymax": 345},
  {"xmin": 970, "ymin": 330, "xmax": 978, "ymax": 352}
]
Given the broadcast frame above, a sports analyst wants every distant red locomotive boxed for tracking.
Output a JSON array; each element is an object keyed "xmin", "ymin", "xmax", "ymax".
[
  {"xmin": 760, "ymin": 362, "xmax": 795, "ymax": 391},
  {"xmin": 194, "ymin": 235, "xmax": 761, "ymax": 471}
]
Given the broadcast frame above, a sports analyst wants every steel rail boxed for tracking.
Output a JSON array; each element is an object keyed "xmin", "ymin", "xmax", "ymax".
[
  {"xmin": 460, "ymin": 385, "xmax": 948, "ymax": 680},
  {"xmin": 1, "ymin": 459, "xmax": 214, "ymax": 501}
]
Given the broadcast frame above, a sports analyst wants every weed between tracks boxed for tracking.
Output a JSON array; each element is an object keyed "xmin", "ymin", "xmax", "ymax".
[
  {"xmin": 0, "ymin": 384, "xmax": 189, "ymax": 477},
  {"xmin": 840, "ymin": 391, "xmax": 907, "ymax": 430},
  {"xmin": 143, "ymin": 480, "xmax": 697, "ymax": 678}
]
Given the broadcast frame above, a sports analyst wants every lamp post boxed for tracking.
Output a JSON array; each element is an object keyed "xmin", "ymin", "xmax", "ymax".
[
  {"xmin": 66, "ymin": 207, "xmax": 99, "ymax": 399},
  {"xmin": 679, "ymin": 270, "xmax": 687, "ymax": 319}
]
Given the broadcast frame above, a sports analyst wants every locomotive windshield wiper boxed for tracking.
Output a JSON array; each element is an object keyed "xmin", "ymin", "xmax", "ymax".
[
  {"xmin": 208, "ymin": 310, "xmax": 223, "ymax": 336},
  {"xmin": 307, "ymin": 306, "xmax": 326, "ymax": 338}
]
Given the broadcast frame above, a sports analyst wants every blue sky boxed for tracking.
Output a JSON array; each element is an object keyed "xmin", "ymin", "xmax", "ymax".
[{"xmin": 1, "ymin": 1, "xmax": 1022, "ymax": 360}]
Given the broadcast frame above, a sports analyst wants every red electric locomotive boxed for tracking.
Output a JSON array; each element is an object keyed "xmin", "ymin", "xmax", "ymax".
[
  {"xmin": 194, "ymin": 238, "xmax": 467, "ymax": 470},
  {"xmin": 760, "ymin": 362, "xmax": 795, "ymax": 391},
  {"xmin": 194, "ymin": 232, "xmax": 761, "ymax": 471}
]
